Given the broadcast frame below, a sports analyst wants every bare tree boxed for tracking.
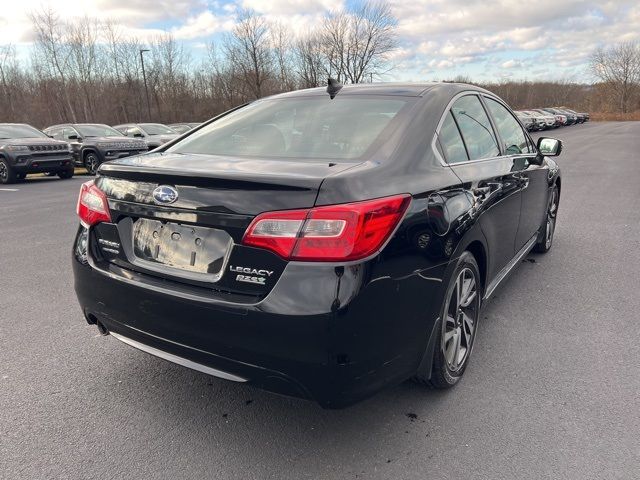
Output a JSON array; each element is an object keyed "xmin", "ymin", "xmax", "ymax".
[
  {"xmin": 30, "ymin": 7, "xmax": 77, "ymax": 122},
  {"xmin": 223, "ymin": 10, "xmax": 273, "ymax": 99},
  {"xmin": 322, "ymin": 1, "xmax": 398, "ymax": 84},
  {"xmin": 590, "ymin": 42, "xmax": 640, "ymax": 113},
  {"xmin": 0, "ymin": 45, "xmax": 19, "ymax": 119},
  {"xmin": 150, "ymin": 33, "xmax": 191, "ymax": 122},
  {"xmin": 295, "ymin": 34, "xmax": 326, "ymax": 88},
  {"xmin": 270, "ymin": 21, "xmax": 296, "ymax": 91},
  {"xmin": 68, "ymin": 18, "xmax": 102, "ymax": 120}
]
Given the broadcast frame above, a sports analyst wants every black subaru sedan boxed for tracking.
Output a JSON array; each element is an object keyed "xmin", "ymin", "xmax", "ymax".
[{"xmin": 72, "ymin": 82, "xmax": 562, "ymax": 408}]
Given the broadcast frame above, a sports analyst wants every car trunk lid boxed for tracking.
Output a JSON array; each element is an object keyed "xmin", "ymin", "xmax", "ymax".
[{"xmin": 91, "ymin": 152, "xmax": 359, "ymax": 298}]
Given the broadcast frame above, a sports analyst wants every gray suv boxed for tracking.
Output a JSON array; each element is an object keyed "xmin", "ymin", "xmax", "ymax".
[
  {"xmin": 0, "ymin": 123, "xmax": 73, "ymax": 184},
  {"xmin": 44, "ymin": 124, "xmax": 148, "ymax": 175},
  {"xmin": 112, "ymin": 123, "xmax": 179, "ymax": 149}
]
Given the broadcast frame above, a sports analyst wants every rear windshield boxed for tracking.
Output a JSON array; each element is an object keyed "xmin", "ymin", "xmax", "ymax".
[
  {"xmin": 165, "ymin": 97, "xmax": 409, "ymax": 160},
  {"xmin": 0, "ymin": 124, "xmax": 46, "ymax": 139}
]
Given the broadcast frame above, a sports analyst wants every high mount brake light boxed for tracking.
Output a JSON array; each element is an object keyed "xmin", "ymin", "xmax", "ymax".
[
  {"xmin": 243, "ymin": 194, "xmax": 411, "ymax": 262},
  {"xmin": 76, "ymin": 180, "xmax": 111, "ymax": 227}
]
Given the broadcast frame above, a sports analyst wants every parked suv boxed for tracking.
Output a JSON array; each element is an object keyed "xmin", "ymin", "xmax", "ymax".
[
  {"xmin": 44, "ymin": 124, "xmax": 148, "ymax": 175},
  {"xmin": 113, "ymin": 123, "xmax": 179, "ymax": 149},
  {"xmin": 0, "ymin": 123, "xmax": 73, "ymax": 184},
  {"xmin": 73, "ymin": 82, "xmax": 562, "ymax": 408}
]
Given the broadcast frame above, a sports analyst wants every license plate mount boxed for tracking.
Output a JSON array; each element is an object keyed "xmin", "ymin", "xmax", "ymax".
[{"xmin": 132, "ymin": 218, "xmax": 231, "ymax": 276}]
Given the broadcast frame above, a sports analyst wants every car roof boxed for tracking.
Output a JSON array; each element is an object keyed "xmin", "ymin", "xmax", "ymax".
[{"xmin": 265, "ymin": 82, "xmax": 493, "ymax": 99}]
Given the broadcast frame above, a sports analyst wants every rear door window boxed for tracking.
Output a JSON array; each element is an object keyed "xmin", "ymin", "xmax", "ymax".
[
  {"xmin": 451, "ymin": 95, "xmax": 500, "ymax": 160},
  {"xmin": 484, "ymin": 98, "xmax": 531, "ymax": 155},
  {"xmin": 438, "ymin": 111, "xmax": 469, "ymax": 164}
]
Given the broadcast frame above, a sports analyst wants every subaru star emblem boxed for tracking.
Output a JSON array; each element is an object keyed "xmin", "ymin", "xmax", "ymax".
[{"xmin": 152, "ymin": 185, "xmax": 178, "ymax": 205}]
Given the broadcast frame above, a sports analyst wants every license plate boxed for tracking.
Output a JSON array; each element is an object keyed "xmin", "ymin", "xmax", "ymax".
[{"xmin": 132, "ymin": 219, "xmax": 231, "ymax": 275}]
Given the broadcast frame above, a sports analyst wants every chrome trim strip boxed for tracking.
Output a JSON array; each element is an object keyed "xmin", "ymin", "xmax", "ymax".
[
  {"xmin": 483, "ymin": 234, "xmax": 537, "ymax": 301},
  {"xmin": 110, "ymin": 331, "xmax": 248, "ymax": 382}
]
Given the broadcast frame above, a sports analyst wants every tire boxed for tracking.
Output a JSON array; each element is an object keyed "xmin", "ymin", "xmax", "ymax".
[
  {"xmin": 414, "ymin": 251, "xmax": 482, "ymax": 388},
  {"xmin": 0, "ymin": 158, "xmax": 17, "ymax": 184},
  {"xmin": 58, "ymin": 168, "xmax": 74, "ymax": 179},
  {"xmin": 84, "ymin": 152, "xmax": 100, "ymax": 175},
  {"xmin": 533, "ymin": 186, "xmax": 559, "ymax": 253}
]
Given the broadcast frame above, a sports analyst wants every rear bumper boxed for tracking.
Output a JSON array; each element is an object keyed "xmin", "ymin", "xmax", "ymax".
[{"xmin": 73, "ymin": 236, "xmax": 442, "ymax": 408}]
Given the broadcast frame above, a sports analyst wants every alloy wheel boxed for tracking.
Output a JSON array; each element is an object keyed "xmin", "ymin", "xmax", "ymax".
[
  {"xmin": 0, "ymin": 161, "xmax": 7, "ymax": 182},
  {"xmin": 443, "ymin": 267, "xmax": 479, "ymax": 372},
  {"xmin": 86, "ymin": 154, "xmax": 99, "ymax": 175}
]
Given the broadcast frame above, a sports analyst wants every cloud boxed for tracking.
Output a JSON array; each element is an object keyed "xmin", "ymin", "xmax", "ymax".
[
  {"xmin": 170, "ymin": 10, "xmax": 235, "ymax": 40},
  {"xmin": 501, "ymin": 60, "xmax": 523, "ymax": 69},
  {"xmin": 240, "ymin": 0, "xmax": 337, "ymax": 15},
  {"xmin": 1, "ymin": 0, "xmax": 639, "ymax": 81}
]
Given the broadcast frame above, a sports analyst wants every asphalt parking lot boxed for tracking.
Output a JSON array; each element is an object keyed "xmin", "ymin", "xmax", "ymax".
[{"xmin": 1, "ymin": 122, "xmax": 639, "ymax": 479}]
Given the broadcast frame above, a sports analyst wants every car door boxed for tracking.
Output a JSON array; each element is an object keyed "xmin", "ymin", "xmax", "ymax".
[
  {"xmin": 482, "ymin": 96, "xmax": 548, "ymax": 251},
  {"xmin": 437, "ymin": 93, "xmax": 523, "ymax": 282}
]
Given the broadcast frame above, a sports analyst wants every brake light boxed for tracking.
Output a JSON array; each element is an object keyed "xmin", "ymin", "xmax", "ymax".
[
  {"xmin": 243, "ymin": 194, "xmax": 411, "ymax": 261},
  {"xmin": 76, "ymin": 180, "xmax": 111, "ymax": 227}
]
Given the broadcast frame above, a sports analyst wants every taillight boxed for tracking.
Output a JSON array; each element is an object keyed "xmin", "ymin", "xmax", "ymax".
[
  {"xmin": 76, "ymin": 180, "xmax": 111, "ymax": 227},
  {"xmin": 243, "ymin": 194, "xmax": 411, "ymax": 262}
]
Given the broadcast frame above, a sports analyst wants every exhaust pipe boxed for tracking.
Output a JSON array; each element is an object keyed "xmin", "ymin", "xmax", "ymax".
[{"xmin": 96, "ymin": 321, "xmax": 109, "ymax": 336}]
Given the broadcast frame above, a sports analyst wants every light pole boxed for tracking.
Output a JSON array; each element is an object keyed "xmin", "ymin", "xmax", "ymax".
[{"xmin": 139, "ymin": 48, "xmax": 151, "ymax": 121}]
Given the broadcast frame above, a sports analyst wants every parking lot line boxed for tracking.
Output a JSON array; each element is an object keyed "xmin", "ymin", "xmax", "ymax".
[{"xmin": 0, "ymin": 188, "xmax": 19, "ymax": 191}]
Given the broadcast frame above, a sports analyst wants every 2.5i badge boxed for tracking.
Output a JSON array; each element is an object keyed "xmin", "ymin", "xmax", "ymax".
[{"xmin": 229, "ymin": 266, "xmax": 274, "ymax": 285}]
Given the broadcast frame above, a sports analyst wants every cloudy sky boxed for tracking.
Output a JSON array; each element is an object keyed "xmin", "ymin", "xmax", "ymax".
[{"xmin": 1, "ymin": 0, "xmax": 639, "ymax": 82}]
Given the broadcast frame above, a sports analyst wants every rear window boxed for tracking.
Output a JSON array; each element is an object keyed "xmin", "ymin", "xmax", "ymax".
[{"xmin": 166, "ymin": 97, "xmax": 409, "ymax": 160}]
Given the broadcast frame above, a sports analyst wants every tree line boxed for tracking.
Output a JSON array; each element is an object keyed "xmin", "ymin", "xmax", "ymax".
[{"xmin": 0, "ymin": 4, "xmax": 638, "ymax": 129}]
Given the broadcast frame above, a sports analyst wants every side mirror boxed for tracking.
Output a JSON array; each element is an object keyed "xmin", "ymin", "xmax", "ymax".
[
  {"xmin": 68, "ymin": 134, "xmax": 79, "ymax": 140},
  {"xmin": 537, "ymin": 137, "xmax": 562, "ymax": 157},
  {"xmin": 133, "ymin": 133, "xmax": 144, "ymax": 138}
]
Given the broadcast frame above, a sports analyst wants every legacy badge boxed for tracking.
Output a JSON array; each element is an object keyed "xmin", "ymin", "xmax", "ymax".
[{"xmin": 229, "ymin": 266, "xmax": 274, "ymax": 285}]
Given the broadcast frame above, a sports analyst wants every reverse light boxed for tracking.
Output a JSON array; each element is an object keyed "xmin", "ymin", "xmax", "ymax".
[
  {"xmin": 243, "ymin": 194, "xmax": 411, "ymax": 262},
  {"xmin": 76, "ymin": 181, "xmax": 111, "ymax": 227}
]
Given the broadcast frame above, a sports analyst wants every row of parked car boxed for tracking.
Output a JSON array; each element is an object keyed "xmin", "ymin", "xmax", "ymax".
[
  {"xmin": 515, "ymin": 107, "xmax": 589, "ymax": 131},
  {"xmin": 0, "ymin": 121, "xmax": 202, "ymax": 184},
  {"xmin": 0, "ymin": 105, "xmax": 588, "ymax": 184}
]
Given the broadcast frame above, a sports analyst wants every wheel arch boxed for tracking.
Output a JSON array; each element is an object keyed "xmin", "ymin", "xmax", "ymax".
[
  {"xmin": 465, "ymin": 240, "xmax": 487, "ymax": 296},
  {"xmin": 82, "ymin": 148, "xmax": 98, "ymax": 160}
]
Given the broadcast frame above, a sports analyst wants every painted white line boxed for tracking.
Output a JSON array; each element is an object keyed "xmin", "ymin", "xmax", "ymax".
[{"xmin": 0, "ymin": 188, "xmax": 19, "ymax": 192}]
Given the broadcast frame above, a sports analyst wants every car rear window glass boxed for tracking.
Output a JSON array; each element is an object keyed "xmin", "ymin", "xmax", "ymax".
[
  {"xmin": 484, "ymin": 98, "xmax": 531, "ymax": 154},
  {"xmin": 451, "ymin": 95, "xmax": 499, "ymax": 160},
  {"xmin": 0, "ymin": 124, "xmax": 47, "ymax": 139},
  {"xmin": 166, "ymin": 97, "xmax": 409, "ymax": 161},
  {"xmin": 438, "ymin": 112, "xmax": 468, "ymax": 163}
]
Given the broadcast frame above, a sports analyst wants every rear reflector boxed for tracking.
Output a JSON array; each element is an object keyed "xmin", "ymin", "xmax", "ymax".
[
  {"xmin": 243, "ymin": 194, "xmax": 411, "ymax": 262},
  {"xmin": 76, "ymin": 180, "xmax": 111, "ymax": 227}
]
